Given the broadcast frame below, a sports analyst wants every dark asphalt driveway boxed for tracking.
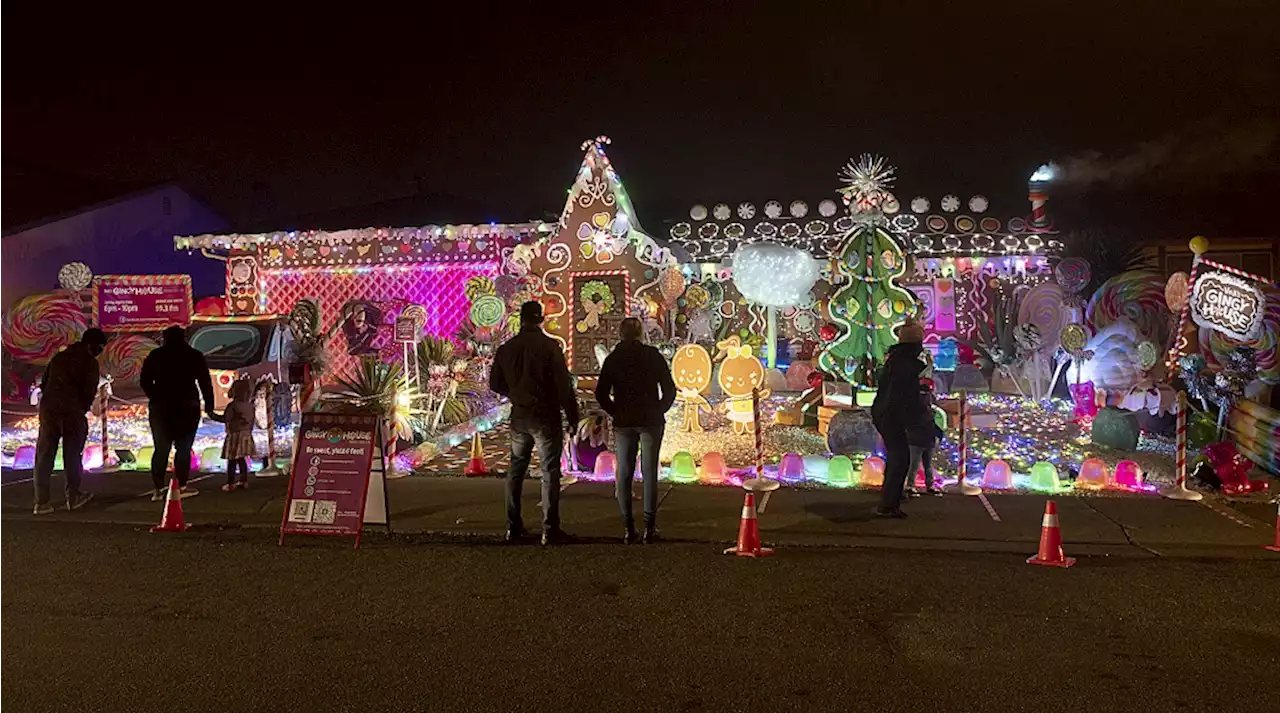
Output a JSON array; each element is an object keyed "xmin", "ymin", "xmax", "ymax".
[{"xmin": 3, "ymin": 522, "xmax": 1278, "ymax": 712}]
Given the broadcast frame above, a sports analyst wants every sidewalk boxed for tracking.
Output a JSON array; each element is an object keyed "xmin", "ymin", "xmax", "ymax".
[{"xmin": 3, "ymin": 466, "xmax": 1276, "ymax": 559}]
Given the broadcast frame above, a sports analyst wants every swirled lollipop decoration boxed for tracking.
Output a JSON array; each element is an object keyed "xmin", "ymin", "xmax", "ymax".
[
  {"xmin": 2, "ymin": 292, "xmax": 89, "ymax": 365},
  {"xmin": 58, "ymin": 262, "xmax": 93, "ymax": 292}
]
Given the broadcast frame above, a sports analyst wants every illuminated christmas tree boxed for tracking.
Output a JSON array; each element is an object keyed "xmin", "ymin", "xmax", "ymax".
[{"xmin": 817, "ymin": 155, "xmax": 916, "ymax": 387}]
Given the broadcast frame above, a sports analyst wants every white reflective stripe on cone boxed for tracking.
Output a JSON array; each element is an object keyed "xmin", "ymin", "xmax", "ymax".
[
  {"xmin": 1043, "ymin": 514, "xmax": 1059, "ymax": 528},
  {"xmin": 742, "ymin": 506, "xmax": 756, "ymax": 519}
]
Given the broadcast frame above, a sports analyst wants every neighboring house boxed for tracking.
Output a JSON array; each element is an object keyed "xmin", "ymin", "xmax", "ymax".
[
  {"xmin": 2, "ymin": 167, "xmax": 229, "ymax": 308},
  {"xmin": 1142, "ymin": 236, "xmax": 1278, "ymax": 281}
]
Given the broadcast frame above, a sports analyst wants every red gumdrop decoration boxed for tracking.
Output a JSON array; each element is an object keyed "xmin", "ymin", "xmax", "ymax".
[{"xmin": 819, "ymin": 323, "xmax": 837, "ymax": 342}]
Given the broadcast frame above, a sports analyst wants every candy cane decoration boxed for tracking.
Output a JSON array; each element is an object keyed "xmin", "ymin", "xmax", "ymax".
[
  {"xmin": 1166, "ymin": 251, "xmax": 1203, "ymax": 374},
  {"xmin": 1176, "ymin": 391, "xmax": 1187, "ymax": 489},
  {"xmin": 752, "ymin": 387, "xmax": 764, "ymax": 482},
  {"xmin": 1196, "ymin": 257, "xmax": 1279, "ymax": 286},
  {"xmin": 958, "ymin": 391, "xmax": 969, "ymax": 487}
]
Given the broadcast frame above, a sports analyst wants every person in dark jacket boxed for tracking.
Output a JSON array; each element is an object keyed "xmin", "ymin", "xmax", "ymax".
[
  {"xmin": 33, "ymin": 328, "xmax": 108, "ymax": 514},
  {"xmin": 595, "ymin": 317, "xmax": 677, "ymax": 543},
  {"xmin": 870, "ymin": 317, "xmax": 928, "ymax": 518},
  {"xmin": 139, "ymin": 326, "xmax": 216, "ymax": 501},
  {"xmin": 489, "ymin": 301, "xmax": 580, "ymax": 545}
]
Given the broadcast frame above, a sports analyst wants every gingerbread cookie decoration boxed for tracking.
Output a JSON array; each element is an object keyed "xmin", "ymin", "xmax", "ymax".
[
  {"xmin": 716, "ymin": 336, "xmax": 769, "ymax": 435},
  {"xmin": 671, "ymin": 344, "xmax": 712, "ymax": 432}
]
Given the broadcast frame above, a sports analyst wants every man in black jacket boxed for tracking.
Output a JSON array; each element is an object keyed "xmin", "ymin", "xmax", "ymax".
[
  {"xmin": 870, "ymin": 318, "xmax": 928, "ymax": 518},
  {"xmin": 139, "ymin": 326, "xmax": 216, "ymax": 501},
  {"xmin": 489, "ymin": 301, "xmax": 580, "ymax": 545},
  {"xmin": 595, "ymin": 318, "xmax": 676, "ymax": 543},
  {"xmin": 33, "ymin": 328, "xmax": 107, "ymax": 514}
]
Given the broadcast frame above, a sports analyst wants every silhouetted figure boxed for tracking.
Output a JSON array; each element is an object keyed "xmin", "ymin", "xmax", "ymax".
[
  {"xmin": 595, "ymin": 317, "xmax": 676, "ymax": 543},
  {"xmin": 871, "ymin": 318, "xmax": 928, "ymax": 518},
  {"xmin": 33, "ymin": 328, "xmax": 107, "ymax": 514},
  {"xmin": 140, "ymin": 326, "xmax": 215, "ymax": 501},
  {"xmin": 489, "ymin": 301, "xmax": 580, "ymax": 546}
]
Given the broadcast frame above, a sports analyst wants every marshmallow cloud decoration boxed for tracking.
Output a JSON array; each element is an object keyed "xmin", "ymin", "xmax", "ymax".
[{"xmin": 732, "ymin": 243, "xmax": 820, "ymax": 308}]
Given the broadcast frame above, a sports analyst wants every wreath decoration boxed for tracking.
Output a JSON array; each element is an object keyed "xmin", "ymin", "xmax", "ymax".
[{"xmin": 577, "ymin": 280, "xmax": 616, "ymax": 332}]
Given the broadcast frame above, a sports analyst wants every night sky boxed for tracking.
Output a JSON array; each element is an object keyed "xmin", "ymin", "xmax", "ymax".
[{"xmin": 5, "ymin": 2, "xmax": 1278, "ymax": 235}]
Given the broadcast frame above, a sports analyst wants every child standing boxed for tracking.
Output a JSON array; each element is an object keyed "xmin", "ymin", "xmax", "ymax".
[{"xmin": 211, "ymin": 379, "xmax": 256, "ymax": 491}]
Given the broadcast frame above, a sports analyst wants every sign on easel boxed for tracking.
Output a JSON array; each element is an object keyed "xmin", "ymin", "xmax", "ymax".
[{"xmin": 279, "ymin": 412, "xmax": 388, "ymax": 548}]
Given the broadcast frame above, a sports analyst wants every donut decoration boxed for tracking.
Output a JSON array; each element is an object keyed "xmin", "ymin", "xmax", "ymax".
[
  {"xmin": 980, "ymin": 217, "xmax": 1002, "ymax": 233},
  {"xmin": 926, "ymin": 215, "xmax": 948, "ymax": 232},
  {"xmin": 954, "ymin": 216, "xmax": 976, "ymax": 232}
]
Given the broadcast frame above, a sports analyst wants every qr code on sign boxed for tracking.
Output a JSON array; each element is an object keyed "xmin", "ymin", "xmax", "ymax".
[
  {"xmin": 288, "ymin": 499, "xmax": 315, "ymax": 523},
  {"xmin": 312, "ymin": 500, "xmax": 337, "ymax": 525}
]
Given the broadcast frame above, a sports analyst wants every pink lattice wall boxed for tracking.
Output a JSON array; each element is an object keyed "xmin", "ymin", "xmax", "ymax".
[{"xmin": 259, "ymin": 262, "xmax": 498, "ymax": 377}]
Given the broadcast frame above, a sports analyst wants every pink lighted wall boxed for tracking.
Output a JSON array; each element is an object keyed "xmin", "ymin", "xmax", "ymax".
[{"xmin": 258, "ymin": 262, "xmax": 499, "ymax": 375}]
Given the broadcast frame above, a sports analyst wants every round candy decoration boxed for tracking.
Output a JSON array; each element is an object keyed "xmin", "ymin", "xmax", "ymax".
[
  {"xmin": 876, "ymin": 299, "xmax": 892, "ymax": 318},
  {"xmin": 58, "ymin": 262, "xmax": 93, "ymax": 292},
  {"xmin": 910, "ymin": 197, "xmax": 930, "ymax": 214},
  {"xmin": 893, "ymin": 300, "xmax": 905, "ymax": 314},
  {"xmin": 764, "ymin": 200, "xmax": 783, "ymax": 219},
  {"xmin": 1136, "ymin": 341, "xmax": 1159, "ymax": 372},
  {"xmin": 470, "ymin": 294, "xmax": 506, "ymax": 328},
  {"xmin": 1164, "ymin": 271, "xmax": 1190, "ymax": 313},
  {"xmin": 789, "ymin": 200, "xmax": 809, "ymax": 218},
  {"xmin": 819, "ymin": 323, "xmax": 837, "ymax": 342},
  {"xmin": 713, "ymin": 203, "xmax": 731, "ymax": 220},
  {"xmin": 1054, "ymin": 257, "xmax": 1091, "ymax": 295},
  {"xmin": 940, "ymin": 195, "xmax": 960, "ymax": 213},
  {"xmin": 1059, "ymin": 323, "xmax": 1088, "ymax": 353},
  {"xmin": 690, "ymin": 204, "xmax": 708, "ymax": 221}
]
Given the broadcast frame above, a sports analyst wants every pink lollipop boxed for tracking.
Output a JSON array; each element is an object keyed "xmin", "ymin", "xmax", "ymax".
[
  {"xmin": 1017, "ymin": 282, "xmax": 1065, "ymax": 350},
  {"xmin": 2, "ymin": 292, "xmax": 88, "ymax": 365}
]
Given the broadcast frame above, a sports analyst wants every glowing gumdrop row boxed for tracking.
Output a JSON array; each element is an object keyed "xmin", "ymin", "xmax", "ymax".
[
  {"xmin": 859, "ymin": 456, "xmax": 885, "ymax": 487},
  {"xmin": 1075, "ymin": 457, "xmax": 1111, "ymax": 490},
  {"xmin": 982, "ymin": 459, "xmax": 1014, "ymax": 489},
  {"xmin": 828, "ymin": 455, "xmax": 856, "ymax": 487}
]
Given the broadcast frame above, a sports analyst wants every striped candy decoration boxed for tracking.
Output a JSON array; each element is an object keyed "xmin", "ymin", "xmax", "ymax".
[
  {"xmin": 752, "ymin": 387, "xmax": 764, "ymax": 481},
  {"xmin": 958, "ymin": 391, "xmax": 969, "ymax": 486},
  {"xmin": 1175, "ymin": 391, "xmax": 1187, "ymax": 489}
]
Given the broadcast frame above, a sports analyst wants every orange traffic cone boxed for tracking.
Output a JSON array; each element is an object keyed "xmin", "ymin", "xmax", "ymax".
[
  {"xmin": 150, "ymin": 478, "xmax": 190, "ymax": 533},
  {"xmin": 723, "ymin": 492, "xmax": 773, "ymax": 557},
  {"xmin": 1027, "ymin": 500, "xmax": 1074, "ymax": 567},
  {"xmin": 463, "ymin": 433, "xmax": 488, "ymax": 476}
]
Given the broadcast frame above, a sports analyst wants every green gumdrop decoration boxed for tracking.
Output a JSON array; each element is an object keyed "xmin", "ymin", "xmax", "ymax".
[
  {"xmin": 1028, "ymin": 461, "xmax": 1060, "ymax": 492},
  {"xmin": 828, "ymin": 455, "xmax": 855, "ymax": 486},
  {"xmin": 669, "ymin": 452, "xmax": 698, "ymax": 483}
]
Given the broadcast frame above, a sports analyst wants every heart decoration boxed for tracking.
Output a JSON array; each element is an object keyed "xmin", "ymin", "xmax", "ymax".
[
  {"xmin": 319, "ymin": 246, "xmax": 331, "ymax": 256},
  {"xmin": 400, "ymin": 243, "xmax": 412, "ymax": 254},
  {"xmin": 357, "ymin": 244, "xmax": 371, "ymax": 256},
  {"xmin": 591, "ymin": 212, "xmax": 611, "ymax": 229},
  {"xmin": 441, "ymin": 242, "xmax": 452, "ymax": 252},
  {"xmin": 336, "ymin": 245, "xmax": 349, "ymax": 255},
  {"xmin": 580, "ymin": 242, "xmax": 595, "ymax": 259},
  {"xmin": 302, "ymin": 248, "xmax": 316, "ymax": 258},
  {"xmin": 285, "ymin": 248, "xmax": 298, "ymax": 258},
  {"xmin": 457, "ymin": 241, "xmax": 470, "ymax": 252},
  {"xmin": 577, "ymin": 222, "xmax": 594, "ymax": 240},
  {"xmin": 475, "ymin": 240, "xmax": 487, "ymax": 250},
  {"xmin": 267, "ymin": 248, "xmax": 282, "ymax": 261},
  {"xmin": 232, "ymin": 297, "xmax": 254, "ymax": 313}
]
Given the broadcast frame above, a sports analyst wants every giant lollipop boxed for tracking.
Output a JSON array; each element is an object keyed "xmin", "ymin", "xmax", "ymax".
[
  {"xmin": 1017, "ymin": 281, "xmax": 1066, "ymax": 351},
  {"xmin": 1086, "ymin": 271, "xmax": 1171, "ymax": 345},
  {"xmin": 58, "ymin": 262, "xmax": 93, "ymax": 292},
  {"xmin": 1054, "ymin": 257, "xmax": 1091, "ymax": 296},
  {"xmin": 101, "ymin": 334, "xmax": 158, "ymax": 386},
  {"xmin": 659, "ymin": 265, "xmax": 686, "ymax": 306},
  {"xmin": 1164, "ymin": 271, "xmax": 1190, "ymax": 313},
  {"xmin": 2, "ymin": 292, "xmax": 89, "ymax": 365}
]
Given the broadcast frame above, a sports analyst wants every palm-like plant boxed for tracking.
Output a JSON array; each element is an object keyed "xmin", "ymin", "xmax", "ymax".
[
  {"xmin": 331, "ymin": 357, "xmax": 419, "ymax": 441},
  {"xmin": 415, "ymin": 335, "xmax": 482, "ymax": 433}
]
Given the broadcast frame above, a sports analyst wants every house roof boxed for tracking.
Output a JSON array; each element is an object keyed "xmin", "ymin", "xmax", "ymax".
[
  {"xmin": 238, "ymin": 190, "xmax": 505, "ymax": 234},
  {"xmin": 1, "ymin": 160, "xmax": 159, "ymax": 233}
]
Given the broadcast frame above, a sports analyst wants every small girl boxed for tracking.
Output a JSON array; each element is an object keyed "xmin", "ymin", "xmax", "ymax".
[
  {"xmin": 211, "ymin": 379, "xmax": 256, "ymax": 491},
  {"xmin": 904, "ymin": 350, "xmax": 945, "ymax": 497}
]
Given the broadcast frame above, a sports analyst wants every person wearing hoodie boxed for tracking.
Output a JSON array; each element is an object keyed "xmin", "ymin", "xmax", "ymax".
[
  {"xmin": 33, "ymin": 328, "xmax": 108, "ymax": 514},
  {"xmin": 139, "ymin": 326, "xmax": 216, "ymax": 501},
  {"xmin": 869, "ymin": 317, "xmax": 928, "ymax": 518}
]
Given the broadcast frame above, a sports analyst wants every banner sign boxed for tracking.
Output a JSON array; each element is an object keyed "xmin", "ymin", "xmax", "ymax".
[
  {"xmin": 94, "ymin": 275, "xmax": 193, "ymax": 332},
  {"xmin": 280, "ymin": 412, "xmax": 378, "ymax": 545},
  {"xmin": 1191, "ymin": 271, "xmax": 1265, "ymax": 342}
]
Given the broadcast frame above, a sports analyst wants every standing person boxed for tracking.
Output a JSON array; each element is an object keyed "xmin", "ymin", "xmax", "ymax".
[
  {"xmin": 32, "ymin": 328, "xmax": 108, "ymax": 514},
  {"xmin": 139, "ymin": 326, "xmax": 216, "ymax": 501},
  {"xmin": 489, "ymin": 301, "xmax": 580, "ymax": 546},
  {"xmin": 870, "ymin": 317, "xmax": 928, "ymax": 518},
  {"xmin": 595, "ymin": 317, "xmax": 676, "ymax": 543},
  {"xmin": 904, "ymin": 351, "xmax": 944, "ymax": 497},
  {"xmin": 209, "ymin": 379, "xmax": 257, "ymax": 491}
]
